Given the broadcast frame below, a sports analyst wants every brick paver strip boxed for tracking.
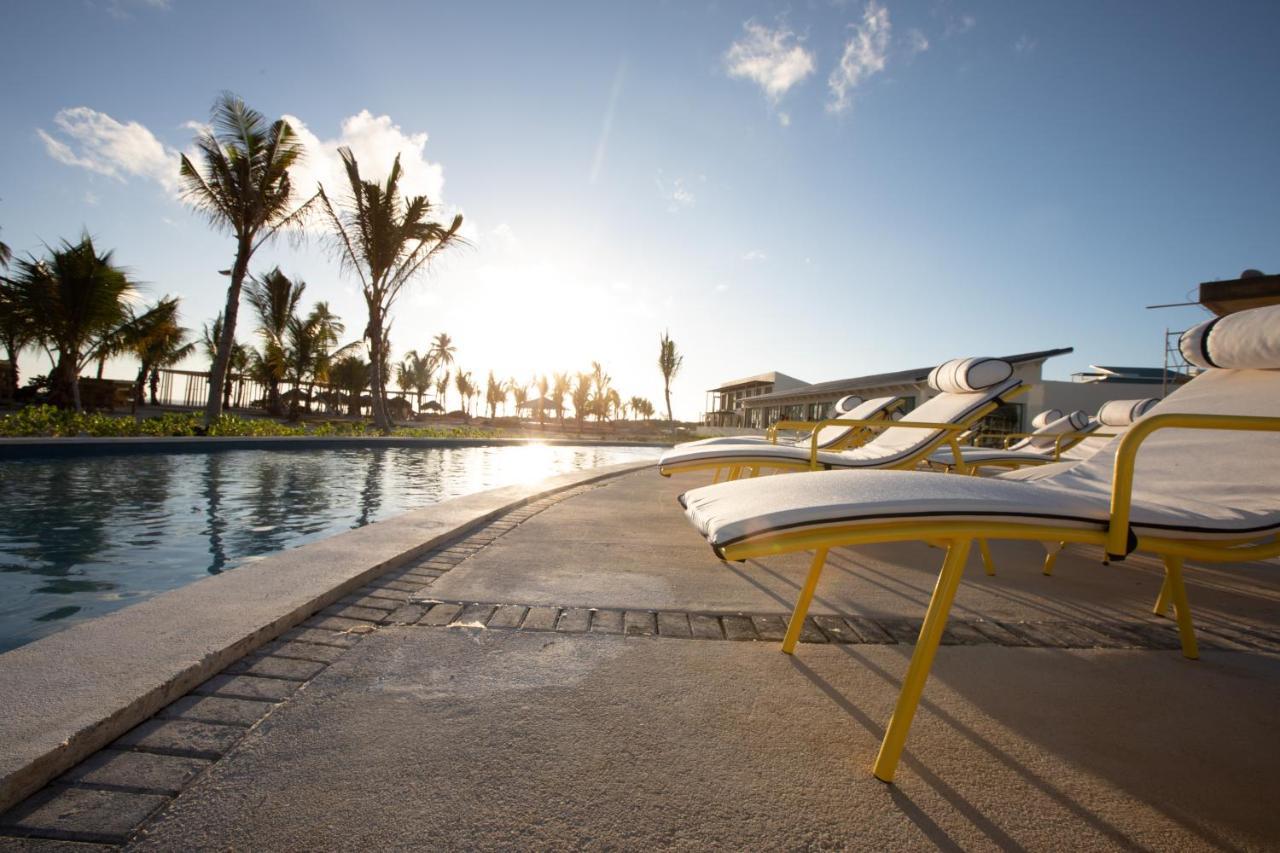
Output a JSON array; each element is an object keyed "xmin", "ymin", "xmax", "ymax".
[
  {"xmin": 939, "ymin": 620, "xmax": 991, "ymax": 646},
  {"xmin": 157, "ymin": 696, "xmax": 276, "ymax": 728},
  {"xmin": 0, "ymin": 787, "xmax": 170, "ymax": 844},
  {"xmin": 278, "ymin": 627, "xmax": 360, "ymax": 648},
  {"xmin": 261, "ymin": 640, "xmax": 348, "ymax": 665},
  {"xmin": 112, "ymin": 720, "xmax": 244, "ymax": 761},
  {"xmin": 813, "ymin": 615, "xmax": 855, "ymax": 643},
  {"xmin": 799, "ymin": 618, "xmax": 828, "ymax": 644},
  {"xmin": 224, "ymin": 656, "xmax": 326, "ymax": 682},
  {"xmin": 58, "ymin": 750, "xmax": 210, "ymax": 796},
  {"xmin": 842, "ymin": 616, "xmax": 896, "ymax": 644},
  {"xmin": 521, "ymin": 606, "xmax": 560, "ymax": 632},
  {"xmin": 338, "ymin": 593, "xmax": 400, "ymax": 612},
  {"xmin": 688, "ymin": 613, "xmax": 724, "ymax": 640},
  {"xmin": 875, "ymin": 618, "xmax": 921, "ymax": 645},
  {"xmin": 556, "ymin": 608, "xmax": 592, "ymax": 634},
  {"xmin": 304, "ymin": 615, "xmax": 377, "ymax": 633},
  {"xmin": 656, "ymin": 611, "xmax": 692, "ymax": 639},
  {"xmin": 750, "ymin": 615, "xmax": 788, "ymax": 642},
  {"xmin": 418, "ymin": 603, "xmax": 464, "ymax": 627},
  {"xmin": 321, "ymin": 604, "xmax": 390, "ymax": 624},
  {"xmin": 386, "ymin": 603, "xmax": 429, "ymax": 625},
  {"xmin": 372, "ymin": 580, "xmax": 421, "ymax": 593},
  {"xmin": 623, "ymin": 611, "xmax": 657, "ymax": 637},
  {"xmin": 721, "ymin": 615, "xmax": 758, "ymax": 642},
  {"xmin": 966, "ymin": 620, "xmax": 1027, "ymax": 647},
  {"xmin": 487, "ymin": 605, "xmax": 529, "ymax": 630},
  {"xmin": 453, "ymin": 604, "xmax": 497, "ymax": 627},
  {"xmin": 589, "ymin": 609, "xmax": 624, "ymax": 634},
  {"xmin": 351, "ymin": 586, "xmax": 408, "ymax": 603},
  {"xmin": 194, "ymin": 674, "xmax": 301, "ymax": 703}
]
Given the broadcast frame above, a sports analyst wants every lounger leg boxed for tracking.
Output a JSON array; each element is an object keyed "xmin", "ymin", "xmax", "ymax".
[
  {"xmin": 1152, "ymin": 575, "xmax": 1171, "ymax": 616},
  {"xmin": 977, "ymin": 539, "xmax": 996, "ymax": 576},
  {"xmin": 727, "ymin": 465, "xmax": 741, "ymax": 481},
  {"xmin": 712, "ymin": 467, "xmax": 722, "ymax": 484},
  {"xmin": 781, "ymin": 548, "xmax": 829, "ymax": 655},
  {"xmin": 873, "ymin": 538, "xmax": 972, "ymax": 784},
  {"xmin": 1042, "ymin": 541, "xmax": 1065, "ymax": 576},
  {"xmin": 1161, "ymin": 555, "xmax": 1199, "ymax": 660}
]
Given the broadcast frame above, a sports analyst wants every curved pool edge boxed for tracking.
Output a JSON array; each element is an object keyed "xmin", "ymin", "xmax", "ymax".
[
  {"xmin": 0, "ymin": 458, "xmax": 653, "ymax": 814},
  {"xmin": 0, "ymin": 435, "xmax": 671, "ymax": 460}
]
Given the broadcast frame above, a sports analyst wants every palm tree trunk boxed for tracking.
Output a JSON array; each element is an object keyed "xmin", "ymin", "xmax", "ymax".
[
  {"xmin": 664, "ymin": 384, "xmax": 674, "ymax": 430},
  {"xmin": 52, "ymin": 351, "xmax": 81, "ymax": 411},
  {"xmin": 204, "ymin": 238, "xmax": 251, "ymax": 426},
  {"xmin": 366, "ymin": 312, "xmax": 394, "ymax": 433}
]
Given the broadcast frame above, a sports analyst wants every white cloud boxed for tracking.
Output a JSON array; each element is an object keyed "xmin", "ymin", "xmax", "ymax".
[
  {"xmin": 742, "ymin": 249, "xmax": 767, "ymax": 262},
  {"xmin": 38, "ymin": 106, "xmax": 181, "ymax": 192},
  {"xmin": 286, "ymin": 110, "xmax": 446, "ymax": 209},
  {"xmin": 724, "ymin": 21, "xmax": 815, "ymax": 107},
  {"xmin": 84, "ymin": 191, "xmax": 100, "ymax": 206},
  {"xmin": 827, "ymin": 1, "xmax": 892, "ymax": 114},
  {"xmin": 778, "ymin": 112, "xmax": 792, "ymax": 127},
  {"xmin": 1015, "ymin": 34, "xmax": 1038, "ymax": 54},
  {"xmin": 907, "ymin": 28, "xmax": 930, "ymax": 57},
  {"xmin": 941, "ymin": 12, "xmax": 976, "ymax": 38},
  {"xmin": 657, "ymin": 174, "xmax": 696, "ymax": 213}
]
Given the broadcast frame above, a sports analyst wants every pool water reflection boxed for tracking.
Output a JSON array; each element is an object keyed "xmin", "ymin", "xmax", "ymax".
[{"xmin": 0, "ymin": 444, "xmax": 659, "ymax": 652}]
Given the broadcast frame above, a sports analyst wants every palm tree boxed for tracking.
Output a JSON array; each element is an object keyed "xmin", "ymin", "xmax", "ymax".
[
  {"xmin": 10, "ymin": 235, "xmax": 136, "ymax": 410},
  {"xmin": 285, "ymin": 301, "xmax": 344, "ymax": 418},
  {"xmin": 535, "ymin": 374, "xmax": 549, "ymax": 426},
  {"xmin": 328, "ymin": 350, "xmax": 370, "ymax": 417},
  {"xmin": 396, "ymin": 349, "xmax": 435, "ymax": 413},
  {"xmin": 607, "ymin": 388, "xmax": 623, "ymax": 422},
  {"xmin": 551, "ymin": 371, "xmax": 570, "ymax": 427},
  {"xmin": 317, "ymin": 148, "xmax": 464, "ymax": 432},
  {"xmin": 180, "ymin": 93, "xmax": 317, "ymax": 426},
  {"xmin": 590, "ymin": 361, "xmax": 612, "ymax": 422},
  {"xmin": 629, "ymin": 396, "xmax": 653, "ymax": 420},
  {"xmin": 127, "ymin": 296, "xmax": 194, "ymax": 407},
  {"xmin": 0, "ymin": 276, "xmax": 34, "ymax": 399},
  {"xmin": 505, "ymin": 377, "xmax": 527, "ymax": 418},
  {"xmin": 245, "ymin": 267, "xmax": 305, "ymax": 416},
  {"xmin": 429, "ymin": 332, "xmax": 456, "ymax": 371},
  {"xmin": 454, "ymin": 370, "xmax": 473, "ymax": 416},
  {"xmin": 571, "ymin": 373, "xmax": 593, "ymax": 435},
  {"xmin": 201, "ymin": 313, "xmax": 251, "ymax": 409},
  {"xmin": 435, "ymin": 370, "xmax": 450, "ymax": 412},
  {"xmin": 658, "ymin": 329, "xmax": 683, "ymax": 428}
]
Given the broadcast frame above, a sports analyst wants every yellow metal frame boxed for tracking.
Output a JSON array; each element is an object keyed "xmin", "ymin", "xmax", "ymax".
[
  {"xmin": 716, "ymin": 413, "xmax": 1280, "ymax": 783},
  {"xmin": 662, "ymin": 388, "xmax": 1026, "ymax": 480}
]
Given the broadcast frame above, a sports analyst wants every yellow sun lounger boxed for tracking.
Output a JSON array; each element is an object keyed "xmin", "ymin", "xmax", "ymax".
[
  {"xmin": 678, "ymin": 304, "xmax": 1280, "ymax": 783},
  {"xmin": 659, "ymin": 357, "xmax": 1026, "ymax": 480},
  {"xmin": 677, "ymin": 395, "xmax": 904, "ymax": 453}
]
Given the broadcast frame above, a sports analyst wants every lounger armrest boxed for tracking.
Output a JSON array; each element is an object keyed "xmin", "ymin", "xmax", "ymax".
[
  {"xmin": 806, "ymin": 418, "xmax": 971, "ymax": 467},
  {"xmin": 767, "ymin": 420, "xmax": 821, "ymax": 443},
  {"xmin": 1107, "ymin": 413, "xmax": 1280, "ymax": 559}
]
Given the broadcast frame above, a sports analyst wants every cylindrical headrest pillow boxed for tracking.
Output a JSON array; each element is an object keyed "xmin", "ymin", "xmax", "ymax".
[
  {"xmin": 1180, "ymin": 303, "xmax": 1280, "ymax": 370},
  {"xmin": 926, "ymin": 357, "xmax": 1014, "ymax": 393},
  {"xmin": 1096, "ymin": 398, "xmax": 1158, "ymax": 427},
  {"xmin": 1066, "ymin": 410, "xmax": 1091, "ymax": 430},
  {"xmin": 1030, "ymin": 409, "xmax": 1064, "ymax": 429},
  {"xmin": 833, "ymin": 395, "xmax": 864, "ymax": 414}
]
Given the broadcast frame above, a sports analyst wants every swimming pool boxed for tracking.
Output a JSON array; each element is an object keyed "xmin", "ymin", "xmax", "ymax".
[{"xmin": 0, "ymin": 443, "xmax": 661, "ymax": 652}]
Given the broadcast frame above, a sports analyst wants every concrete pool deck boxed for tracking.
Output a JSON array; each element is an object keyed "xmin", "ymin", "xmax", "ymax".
[{"xmin": 2, "ymin": 468, "xmax": 1279, "ymax": 849}]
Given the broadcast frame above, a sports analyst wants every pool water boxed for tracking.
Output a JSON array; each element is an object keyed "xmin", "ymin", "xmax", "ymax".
[{"xmin": 0, "ymin": 444, "xmax": 660, "ymax": 652}]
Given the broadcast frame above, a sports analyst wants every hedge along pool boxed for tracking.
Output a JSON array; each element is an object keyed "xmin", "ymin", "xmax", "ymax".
[{"xmin": 0, "ymin": 443, "xmax": 661, "ymax": 652}]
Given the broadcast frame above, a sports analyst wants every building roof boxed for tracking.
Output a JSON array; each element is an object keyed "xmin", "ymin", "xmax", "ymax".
[
  {"xmin": 707, "ymin": 371, "xmax": 807, "ymax": 393},
  {"xmin": 1198, "ymin": 272, "xmax": 1280, "ymax": 317},
  {"xmin": 743, "ymin": 347, "xmax": 1073, "ymax": 406},
  {"xmin": 1072, "ymin": 365, "xmax": 1190, "ymax": 384}
]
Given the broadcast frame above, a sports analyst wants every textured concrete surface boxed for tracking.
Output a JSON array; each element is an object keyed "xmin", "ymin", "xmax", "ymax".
[
  {"xmin": 132, "ymin": 627, "xmax": 1280, "ymax": 851},
  {"xmin": 428, "ymin": 471, "xmax": 1280, "ymax": 628},
  {"xmin": 0, "ymin": 461, "xmax": 648, "ymax": 813}
]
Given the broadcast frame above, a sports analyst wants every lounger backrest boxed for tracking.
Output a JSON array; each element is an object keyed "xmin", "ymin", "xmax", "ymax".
[
  {"xmin": 1046, "ymin": 304, "xmax": 1280, "ymax": 524},
  {"xmin": 812, "ymin": 396, "xmax": 901, "ymax": 448},
  {"xmin": 1030, "ymin": 409, "xmax": 1064, "ymax": 430},
  {"xmin": 845, "ymin": 358, "xmax": 1020, "ymax": 464},
  {"xmin": 1010, "ymin": 410, "xmax": 1092, "ymax": 452},
  {"xmin": 1057, "ymin": 398, "xmax": 1157, "ymax": 460}
]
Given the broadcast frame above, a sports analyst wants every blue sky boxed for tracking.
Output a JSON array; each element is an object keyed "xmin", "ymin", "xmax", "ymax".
[{"xmin": 3, "ymin": 0, "xmax": 1278, "ymax": 418}]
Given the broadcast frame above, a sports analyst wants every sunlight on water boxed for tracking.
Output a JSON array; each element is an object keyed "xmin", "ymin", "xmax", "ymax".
[{"xmin": 0, "ymin": 444, "xmax": 660, "ymax": 652}]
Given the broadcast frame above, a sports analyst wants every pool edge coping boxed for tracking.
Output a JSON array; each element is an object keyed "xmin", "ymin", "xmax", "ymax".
[{"xmin": 0, "ymin": 459, "xmax": 653, "ymax": 813}]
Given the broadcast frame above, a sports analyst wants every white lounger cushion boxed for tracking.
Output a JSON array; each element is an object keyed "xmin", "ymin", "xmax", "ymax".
[
  {"xmin": 682, "ymin": 363, "xmax": 1280, "ymax": 547},
  {"xmin": 1096, "ymin": 398, "xmax": 1157, "ymax": 427},
  {"xmin": 659, "ymin": 378, "xmax": 1020, "ymax": 471},
  {"xmin": 928, "ymin": 410, "xmax": 1091, "ymax": 467},
  {"xmin": 675, "ymin": 396, "xmax": 900, "ymax": 450},
  {"xmin": 927, "ymin": 358, "xmax": 1013, "ymax": 393},
  {"xmin": 1180, "ymin": 305, "xmax": 1280, "ymax": 370},
  {"xmin": 1009, "ymin": 410, "xmax": 1093, "ymax": 451},
  {"xmin": 1030, "ymin": 409, "xmax": 1064, "ymax": 429}
]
